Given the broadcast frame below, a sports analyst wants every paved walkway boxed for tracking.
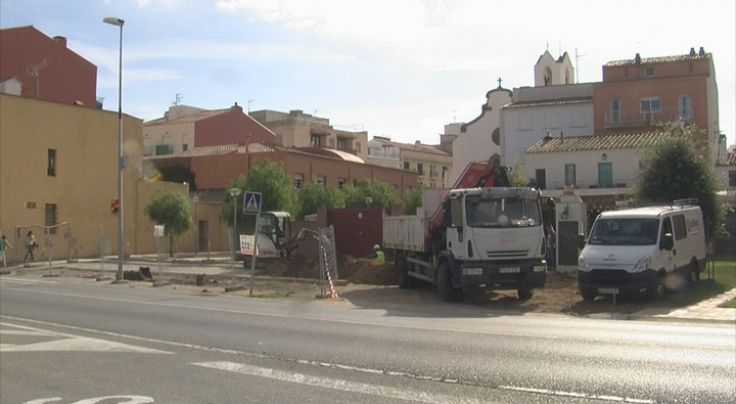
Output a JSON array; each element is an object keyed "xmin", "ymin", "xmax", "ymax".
[
  {"xmin": 650, "ymin": 288, "xmax": 736, "ymax": 322},
  {"xmin": 631, "ymin": 287, "xmax": 736, "ymax": 323}
]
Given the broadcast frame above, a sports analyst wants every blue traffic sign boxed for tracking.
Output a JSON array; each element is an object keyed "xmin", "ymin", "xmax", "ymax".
[{"xmin": 243, "ymin": 191, "xmax": 262, "ymax": 214}]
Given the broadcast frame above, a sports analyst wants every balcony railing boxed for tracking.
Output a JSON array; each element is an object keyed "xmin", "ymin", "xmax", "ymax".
[
  {"xmin": 604, "ymin": 107, "xmax": 692, "ymax": 128},
  {"xmin": 543, "ymin": 178, "xmax": 637, "ymax": 190},
  {"xmin": 368, "ymin": 148, "xmax": 400, "ymax": 159}
]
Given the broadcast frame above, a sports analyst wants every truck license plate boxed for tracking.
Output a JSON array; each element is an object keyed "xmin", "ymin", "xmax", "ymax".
[
  {"xmin": 598, "ymin": 287, "xmax": 619, "ymax": 295},
  {"xmin": 463, "ymin": 267, "xmax": 483, "ymax": 275},
  {"xmin": 499, "ymin": 267, "xmax": 520, "ymax": 274}
]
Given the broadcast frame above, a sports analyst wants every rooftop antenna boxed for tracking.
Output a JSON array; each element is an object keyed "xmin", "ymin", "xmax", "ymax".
[
  {"xmin": 247, "ymin": 99, "xmax": 254, "ymax": 114},
  {"xmin": 574, "ymin": 48, "xmax": 586, "ymax": 83},
  {"xmin": 26, "ymin": 57, "xmax": 50, "ymax": 98},
  {"xmin": 173, "ymin": 93, "xmax": 183, "ymax": 106}
]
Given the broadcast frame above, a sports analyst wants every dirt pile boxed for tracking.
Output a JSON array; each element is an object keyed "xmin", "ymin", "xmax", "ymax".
[{"xmin": 340, "ymin": 256, "xmax": 397, "ymax": 285}]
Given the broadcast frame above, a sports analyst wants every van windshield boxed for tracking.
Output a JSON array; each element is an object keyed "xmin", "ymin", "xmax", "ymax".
[
  {"xmin": 588, "ymin": 218, "xmax": 660, "ymax": 245},
  {"xmin": 465, "ymin": 195, "xmax": 541, "ymax": 228}
]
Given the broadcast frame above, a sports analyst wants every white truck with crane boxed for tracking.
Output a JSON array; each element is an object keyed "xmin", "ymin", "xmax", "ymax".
[{"xmin": 383, "ymin": 157, "xmax": 548, "ymax": 301}]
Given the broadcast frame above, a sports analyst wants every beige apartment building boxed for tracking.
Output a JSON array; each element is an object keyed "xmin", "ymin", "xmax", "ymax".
[
  {"xmin": 0, "ymin": 94, "xmax": 227, "ymax": 262},
  {"xmin": 367, "ymin": 136, "xmax": 452, "ymax": 188},
  {"xmin": 250, "ymin": 109, "xmax": 369, "ymax": 161}
]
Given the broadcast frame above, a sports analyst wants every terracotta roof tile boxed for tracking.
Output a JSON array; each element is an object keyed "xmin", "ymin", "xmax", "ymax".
[
  {"xmin": 605, "ymin": 53, "xmax": 711, "ymax": 67},
  {"xmin": 502, "ymin": 97, "xmax": 592, "ymax": 110},
  {"xmin": 526, "ymin": 131, "xmax": 672, "ymax": 154}
]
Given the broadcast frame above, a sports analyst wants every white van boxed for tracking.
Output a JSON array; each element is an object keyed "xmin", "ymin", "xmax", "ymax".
[{"xmin": 577, "ymin": 202, "xmax": 706, "ymax": 301}]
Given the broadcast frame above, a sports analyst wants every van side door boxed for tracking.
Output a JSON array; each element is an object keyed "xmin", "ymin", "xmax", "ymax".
[
  {"xmin": 658, "ymin": 217, "xmax": 675, "ymax": 273},
  {"xmin": 672, "ymin": 214, "xmax": 689, "ymax": 271}
]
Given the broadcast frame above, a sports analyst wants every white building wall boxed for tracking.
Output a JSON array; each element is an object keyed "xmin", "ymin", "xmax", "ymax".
[
  {"xmin": 524, "ymin": 148, "xmax": 641, "ymax": 191},
  {"xmin": 501, "ymin": 102, "xmax": 594, "ymax": 171},
  {"xmin": 449, "ymin": 88, "xmax": 511, "ymax": 184},
  {"xmin": 0, "ymin": 78, "xmax": 22, "ymax": 95}
]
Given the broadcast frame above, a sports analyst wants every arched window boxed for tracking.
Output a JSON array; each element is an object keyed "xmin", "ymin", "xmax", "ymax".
[
  {"xmin": 565, "ymin": 69, "xmax": 570, "ymax": 84},
  {"xmin": 491, "ymin": 128, "xmax": 501, "ymax": 146},
  {"xmin": 544, "ymin": 67, "xmax": 552, "ymax": 86}
]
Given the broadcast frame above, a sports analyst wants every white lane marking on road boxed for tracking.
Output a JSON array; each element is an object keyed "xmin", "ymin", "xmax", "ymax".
[
  {"xmin": 0, "ymin": 277, "xmax": 58, "ymax": 284},
  {"xmin": 22, "ymin": 398, "xmax": 63, "ymax": 404},
  {"xmin": 498, "ymin": 385, "xmax": 655, "ymax": 404},
  {"xmin": 192, "ymin": 361, "xmax": 484, "ymax": 404},
  {"xmin": 72, "ymin": 396, "xmax": 155, "ymax": 404},
  {"xmin": 0, "ymin": 321, "xmax": 172, "ymax": 354},
  {"xmin": 0, "ymin": 316, "xmax": 464, "ymax": 388}
]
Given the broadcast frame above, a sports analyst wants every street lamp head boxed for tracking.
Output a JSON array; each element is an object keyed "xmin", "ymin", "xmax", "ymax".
[
  {"xmin": 103, "ymin": 17, "xmax": 125, "ymax": 27},
  {"xmin": 228, "ymin": 188, "xmax": 242, "ymax": 198}
]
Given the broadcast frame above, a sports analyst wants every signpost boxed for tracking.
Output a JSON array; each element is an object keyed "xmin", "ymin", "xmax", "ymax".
[
  {"xmin": 243, "ymin": 191, "xmax": 262, "ymax": 297},
  {"xmin": 154, "ymin": 225, "xmax": 165, "ymax": 273}
]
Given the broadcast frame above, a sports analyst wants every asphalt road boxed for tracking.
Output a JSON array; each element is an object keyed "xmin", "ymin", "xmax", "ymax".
[{"xmin": 1, "ymin": 276, "xmax": 734, "ymax": 404}]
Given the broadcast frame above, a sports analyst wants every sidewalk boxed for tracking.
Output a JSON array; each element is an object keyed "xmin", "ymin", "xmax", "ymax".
[{"xmin": 633, "ymin": 288, "xmax": 736, "ymax": 323}]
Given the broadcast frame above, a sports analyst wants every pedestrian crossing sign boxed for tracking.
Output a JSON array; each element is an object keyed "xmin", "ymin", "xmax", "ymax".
[{"xmin": 243, "ymin": 191, "xmax": 262, "ymax": 214}]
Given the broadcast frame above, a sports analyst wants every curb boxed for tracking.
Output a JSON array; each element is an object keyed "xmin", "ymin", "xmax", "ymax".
[
  {"xmin": 61, "ymin": 265, "xmax": 349, "ymax": 287},
  {"xmin": 626, "ymin": 313, "xmax": 736, "ymax": 325}
]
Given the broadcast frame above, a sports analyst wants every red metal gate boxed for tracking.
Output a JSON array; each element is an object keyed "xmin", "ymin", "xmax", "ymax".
[{"xmin": 326, "ymin": 207, "xmax": 383, "ymax": 258}]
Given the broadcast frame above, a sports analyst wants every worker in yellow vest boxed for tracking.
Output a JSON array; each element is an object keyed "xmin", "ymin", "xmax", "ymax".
[{"xmin": 372, "ymin": 244, "xmax": 385, "ymax": 265}]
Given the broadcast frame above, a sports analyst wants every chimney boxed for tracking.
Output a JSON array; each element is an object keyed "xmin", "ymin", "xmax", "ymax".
[
  {"xmin": 634, "ymin": 53, "xmax": 641, "ymax": 64},
  {"xmin": 560, "ymin": 131, "xmax": 564, "ymax": 143},
  {"xmin": 53, "ymin": 36, "xmax": 67, "ymax": 47},
  {"xmin": 698, "ymin": 47, "xmax": 705, "ymax": 56},
  {"xmin": 543, "ymin": 131, "xmax": 553, "ymax": 142},
  {"xmin": 689, "ymin": 47, "xmax": 696, "ymax": 56},
  {"xmin": 415, "ymin": 140, "xmax": 421, "ymax": 145},
  {"xmin": 232, "ymin": 101, "xmax": 242, "ymax": 111}
]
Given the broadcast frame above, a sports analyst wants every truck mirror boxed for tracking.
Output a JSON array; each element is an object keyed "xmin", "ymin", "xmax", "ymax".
[
  {"xmin": 578, "ymin": 233, "xmax": 586, "ymax": 249},
  {"xmin": 661, "ymin": 233, "xmax": 674, "ymax": 250}
]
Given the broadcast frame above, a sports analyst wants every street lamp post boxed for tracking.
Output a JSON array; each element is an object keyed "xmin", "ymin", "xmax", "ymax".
[
  {"xmin": 192, "ymin": 194, "xmax": 199, "ymax": 256},
  {"xmin": 103, "ymin": 16, "xmax": 125, "ymax": 283},
  {"xmin": 228, "ymin": 188, "xmax": 241, "ymax": 268}
]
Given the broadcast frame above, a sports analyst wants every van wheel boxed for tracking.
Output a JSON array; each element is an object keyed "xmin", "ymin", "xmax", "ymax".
[
  {"xmin": 517, "ymin": 289, "xmax": 533, "ymax": 301},
  {"xmin": 647, "ymin": 275, "xmax": 666, "ymax": 301},
  {"xmin": 437, "ymin": 262, "xmax": 463, "ymax": 302},
  {"xmin": 688, "ymin": 262, "xmax": 700, "ymax": 285}
]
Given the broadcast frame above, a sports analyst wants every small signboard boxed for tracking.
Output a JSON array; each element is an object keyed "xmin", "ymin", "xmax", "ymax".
[
  {"xmin": 239, "ymin": 234, "xmax": 258, "ymax": 256},
  {"xmin": 153, "ymin": 225, "xmax": 165, "ymax": 238},
  {"xmin": 243, "ymin": 192, "xmax": 262, "ymax": 215}
]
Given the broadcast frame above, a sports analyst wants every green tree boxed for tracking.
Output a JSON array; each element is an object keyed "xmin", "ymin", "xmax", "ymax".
[
  {"xmin": 402, "ymin": 184, "xmax": 424, "ymax": 215},
  {"xmin": 220, "ymin": 161, "xmax": 295, "ymax": 244},
  {"xmin": 343, "ymin": 179, "xmax": 399, "ymax": 209},
  {"xmin": 297, "ymin": 182, "xmax": 345, "ymax": 220},
  {"xmin": 635, "ymin": 126, "xmax": 720, "ymax": 238},
  {"xmin": 145, "ymin": 190, "xmax": 193, "ymax": 256}
]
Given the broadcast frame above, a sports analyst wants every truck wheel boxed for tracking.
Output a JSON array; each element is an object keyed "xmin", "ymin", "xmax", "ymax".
[
  {"xmin": 397, "ymin": 253, "xmax": 413, "ymax": 289},
  {"xmin": 517, "ymin": 289, "xmax": 533, "ymax": 301},
  {"xmin": 437, "ymin": 262, "xmax": 463, "ymax": 302},
  {"xmin": 580, "ymin": 290, "xmax": 596, "ymax": 302},
  {"xmin": 646, "ymin": 275, "xmax": 666, "ymax": 301}
]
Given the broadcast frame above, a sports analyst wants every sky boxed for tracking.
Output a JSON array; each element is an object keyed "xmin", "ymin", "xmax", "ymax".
[{"xmin": 1, "ymin": 0, "xmax": 734, "ymax": 146}]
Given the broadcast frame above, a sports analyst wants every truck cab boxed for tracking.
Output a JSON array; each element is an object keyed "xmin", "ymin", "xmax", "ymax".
[{"xmin": 444, "ymin": 187, "xmax": 547, "ymax": 299}]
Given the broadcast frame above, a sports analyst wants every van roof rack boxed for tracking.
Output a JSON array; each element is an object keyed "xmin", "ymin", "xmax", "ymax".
[{"xmin": 673, "ymin": 198, "xmax": 699, "ymax": 206}]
